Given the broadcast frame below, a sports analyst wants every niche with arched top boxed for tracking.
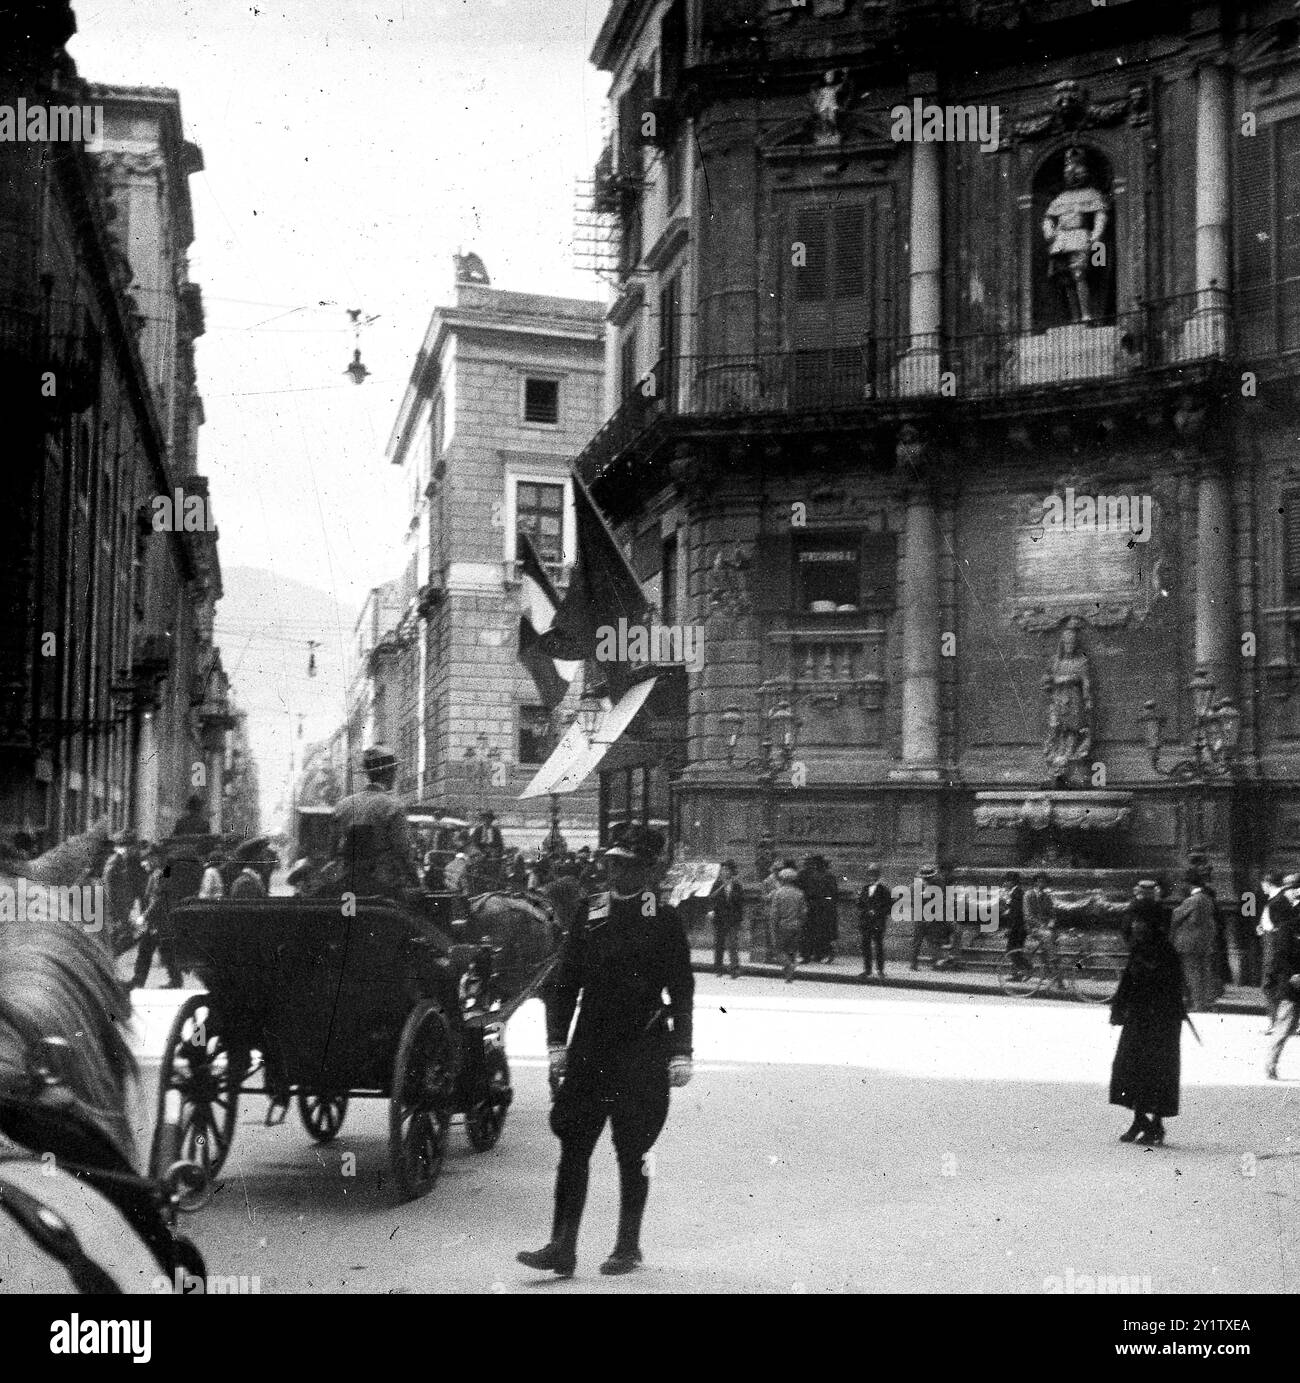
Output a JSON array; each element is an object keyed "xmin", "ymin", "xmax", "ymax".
[{"xmin": 1031, "ymin": 145, "xmax": 1116, "ymax": 329}]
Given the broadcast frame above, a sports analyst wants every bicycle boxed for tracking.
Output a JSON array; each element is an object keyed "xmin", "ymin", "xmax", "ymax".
[{"xmin": 996, "ymin": 927, "xmax": 1124, "ymax": 1003}]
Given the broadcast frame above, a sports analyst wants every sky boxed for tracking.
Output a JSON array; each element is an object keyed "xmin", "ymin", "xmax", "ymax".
[{"xmin": 67, "ymin": 0, "xmax": 611, "ymax": 818}]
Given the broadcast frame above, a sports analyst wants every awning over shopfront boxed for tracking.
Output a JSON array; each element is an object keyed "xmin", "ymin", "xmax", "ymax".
[{"xmin": 518, "ymin": 676, "xmax": 658, "ymax": 799}]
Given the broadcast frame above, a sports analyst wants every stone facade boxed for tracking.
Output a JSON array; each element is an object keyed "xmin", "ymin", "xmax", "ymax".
[
  {"xmin": 580, "ymin": 0, "xmax": 1300, "ymax": 912},
  {"xmin": 382, "ymin": 269, "xmax": 605, "ymax": 850}
]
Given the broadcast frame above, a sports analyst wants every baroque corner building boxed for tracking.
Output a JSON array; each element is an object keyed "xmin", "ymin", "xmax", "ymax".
[
  {"xmin": 0, "ymin": 3, "xmax": 232, "ymax": 846},
  {"xmin": 579, "ymin": 0, "xmax": 1300, "ymax": 897}
]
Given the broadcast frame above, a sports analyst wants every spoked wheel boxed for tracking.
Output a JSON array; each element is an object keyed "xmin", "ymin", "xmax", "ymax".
[
  {"xmin": 996, "ymin": 949, "xmax": 1044, "ymax": 998},
  {"xmin": 1069, "ymin": 954, "xmax": 1125, "ymax": 1004},
  {"xmin": 389, "ymin": 1000, "xmax": 454, "ymax": 1201},
  {"xmin": 150, "ymin": 995, "xmax": 242, "ymax": 1208},
  {"xmin": 297, "ymin": 1091, "xmax": 349, "ymax": 1143},
  {"xmin": 465, "ymin": 1031, "xmax": 512, "ymax": 1153}
]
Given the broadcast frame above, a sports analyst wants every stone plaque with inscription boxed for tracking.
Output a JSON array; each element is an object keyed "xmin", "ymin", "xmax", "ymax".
[{"xmin": 1008, "ymin": 493, "xmax": 1160, "ymax": 630}]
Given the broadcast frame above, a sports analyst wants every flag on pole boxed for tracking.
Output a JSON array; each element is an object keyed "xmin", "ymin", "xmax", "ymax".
[
  {"xmin": 517, "ymin": 531, "xmax": 580, "ymax": 710},
  {"xmin": 536, "ymin": 473, "xmax": 653, "ymax": 704}
]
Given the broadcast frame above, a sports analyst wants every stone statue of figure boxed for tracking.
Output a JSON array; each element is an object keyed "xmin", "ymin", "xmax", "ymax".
[
  {"xmin": 1041, "ymin": 147, "xmax": 1110, "ymax": 323},
  {"xmin": 1042, "ymin": 618, "xmax": 1093, "ymax": 783},
  {"xmin": 811, "ymin": 69, "xmax": 848, "ymax": 144}
]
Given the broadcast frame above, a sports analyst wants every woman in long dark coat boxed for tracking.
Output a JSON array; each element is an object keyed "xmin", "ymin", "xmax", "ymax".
[{"xmin": 1110, "ymin": 889, "xmax": 1187, "ymax": 1146}]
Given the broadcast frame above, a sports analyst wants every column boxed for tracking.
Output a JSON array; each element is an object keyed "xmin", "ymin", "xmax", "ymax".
[
  {"xmin": 1195, "ymin": 63, "xmax": 1229, "ymax": 351},
  {"xmin": 1194, "ymin": 460, "xmax": 1235, "ymax": 700},
  {"xmin": 900, "ymin": 484, "xmax": 940, "ymax": 769},
  {"xmin": 136, "ymin": 709, "xmax": 159, "ymax": 840},
  {"xmin": 902, "ymin": 140, "xmax": 942, "ymax": 395}
]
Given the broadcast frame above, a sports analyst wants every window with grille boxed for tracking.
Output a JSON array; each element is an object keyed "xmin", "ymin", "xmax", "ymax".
[
  {"xmin": 523, "ymin": 377, "xmax": 559, "ymax": 425},
  {"xmin": 515, "ymin": 480, "xmax": 565, "ymax": 569}
]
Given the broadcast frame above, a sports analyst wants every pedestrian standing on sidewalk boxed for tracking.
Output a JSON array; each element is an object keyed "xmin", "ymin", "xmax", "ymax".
[
  {"xmin": 1265, "ymin": 874, "xmax": 1300, "ymax": 1080},
  {"xmin": 1109, "ymin": 907, "xmax": 1187, "ymax": 1145},
  {"xmin": 1258, "ymin": 872, "xmax": 1290, "ymax": 1034},
  {"xmin": 708, "ymin": 860, "xmax": 744, "ymax": 978},
  {"xmin": 769, "ymin": 866, "xmax": 807, "ymax": 984},
  {"xmin": 1170, "ymin": 873, "xmax": 1223, "ymax": 1012},
  {"xmin": 1002, "ymin": 871, "xmax": 1027, "ymax": 979},
  {"xmin": 131, "ymin": 846, "xmax": 182, "ymax": 990},
  {"xmin": 518, "ymin": 826, "xmax": 693, "ymax": 1279},
  {"xmin": 758, "ymin": 859, "xmax": 782, "ymax": 963},
  {"xmin": 910, "ymin": 864, "xmax": 941, "ymax": 969},
  {"xmin": 799, "ymin": 855, "xmax": 838, "ymax": 964},
  {"xmin": 856, "ymin": 864, "xmax": 890, "ymax": 979}
]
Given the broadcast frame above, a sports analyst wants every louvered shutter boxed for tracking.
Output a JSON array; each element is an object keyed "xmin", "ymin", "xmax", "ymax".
[
  {"xmin": 751, "ymin": 533, "xmax": 793, "ymax": 615},
  {"xmin": 1236, "ymin": 122, "xmax": 1275, "ymax": 353},
  {"xmin": 1285, "ymin": 490, "xmax": 1300, "ymax": 604},
  {"xmin": 1280, "ymin": 120, "xmax": 1300, "ymax": 351},
  {"xmin": 859, "ymin": 531, "xmax": 898, "ymax": 608}
]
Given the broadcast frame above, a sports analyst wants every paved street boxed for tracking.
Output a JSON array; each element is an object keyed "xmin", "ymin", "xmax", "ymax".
[{"xmin": 124, "ymin": 977, "xmax": 1300, "ymax": 1294}]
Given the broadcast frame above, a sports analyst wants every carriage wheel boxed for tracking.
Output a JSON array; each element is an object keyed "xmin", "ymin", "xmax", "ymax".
[
  {"xmin": 150, "ymin": 995, "xmax": 241, "ymax": 1209},
  {"xmin": 465, "ymin": 1035, "xmax": 512, "ymax": 1153},
  {"xmin": 297, "ymin": 1091, "xmax": 349, "ymax": 1144},
  {"xmin": 389, "ymin": 1000, "xmax": 454, "ymax": 1201}
]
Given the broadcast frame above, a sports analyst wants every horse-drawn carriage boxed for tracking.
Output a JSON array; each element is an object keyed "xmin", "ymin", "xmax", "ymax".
[{"xmin": 148, "ymin": 886, "xmax": 558, "ymax": 1206}]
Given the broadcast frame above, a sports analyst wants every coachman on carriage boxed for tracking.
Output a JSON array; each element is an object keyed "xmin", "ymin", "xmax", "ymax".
[{"xmin": 149, "ymin": 746, "xmax": 561, "ymax": 1206}]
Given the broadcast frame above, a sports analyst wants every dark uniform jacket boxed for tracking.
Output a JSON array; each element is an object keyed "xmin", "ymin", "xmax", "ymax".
[
  {"xmin": 330, "ymin": 785, "xmax": 414, "ymax": 897},
  {"xmin": 545, "ymin": 889, "xmax": 694, "ymax": 1060}
]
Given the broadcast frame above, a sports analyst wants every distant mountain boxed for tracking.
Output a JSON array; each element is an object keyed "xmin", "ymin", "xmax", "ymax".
[{"xmin": 214, "ymin": 567, "xmax": 359, "ymax": 833}]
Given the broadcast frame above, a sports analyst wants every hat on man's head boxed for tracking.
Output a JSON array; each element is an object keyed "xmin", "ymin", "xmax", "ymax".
[
  {"xmin": 1134, "ymin": 878, "xmax": 1159, "ymax": 894},
  {"xmin": 918, "ymin": 865, "xmax": 938, "ymax": 881},
  {"xmin": 112, "ymin": 828, "xmax": 139, "ymax": 847},
  {"xmin": 361, "ymin": 744, "xmax": 398, "ymax": 775},
  {"xmin": 1003, "ymin": 870, "xmax": 1022, "ymax": 886},
  {"xmin": 866, "ymin": 862, "xmax": 882, "ymax": 877},
  {"xmin": 603, "ymin": 824, "xmax": 664, "ymax": 864},
  {"xmin": 777, "ymin": 867, "xmax": 799, "ymax": 883}
]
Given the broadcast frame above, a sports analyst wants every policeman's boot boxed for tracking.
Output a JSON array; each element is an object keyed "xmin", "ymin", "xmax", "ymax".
[
  {"xmin": 600, "ymin": 1161, "xmax": 649, "ymax": 1276},
  {"xmin": 517, "ymin": 1173, "xmax": 582, "ymax": 1277}
]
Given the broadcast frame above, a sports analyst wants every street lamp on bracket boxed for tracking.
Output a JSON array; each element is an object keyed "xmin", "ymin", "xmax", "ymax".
[
  {"xmin": 721, "ymin": 698, "xmax": 800, "ymax": 842},
  {"xmin": 1137, "ymin": 666, "xmax": 1242, "ymax": 868},
  {"xmin": 1137, "ymin": 667, "xmax": 1242, "ymax": 781}
]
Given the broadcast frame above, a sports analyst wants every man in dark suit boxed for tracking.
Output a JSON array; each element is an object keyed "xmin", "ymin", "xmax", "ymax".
[
  {"xmin": 1003, "ymin": 870, "xmax": 1028, "ymax": 979},
  {"xmin": 856, "ymin": 863, "xmax": 891, "ymax": 980},
  {"xmin": 519, "ymin": 825, "xmax": 693, "ymax": 1278},
  {"xmin": 709, "ymin": 859, "xmax": 744, "ymax": 978},
  {"xmin": 1265, "ymin": 873, "xmax": 1300, "ymax": 1078}
]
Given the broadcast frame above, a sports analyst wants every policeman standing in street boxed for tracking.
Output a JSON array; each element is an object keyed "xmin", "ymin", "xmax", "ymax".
[{"xmin": 518, "ymin": 825, "xmax": 694, "ymax": 1279}]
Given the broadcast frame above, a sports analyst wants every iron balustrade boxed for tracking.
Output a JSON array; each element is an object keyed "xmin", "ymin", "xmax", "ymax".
[{"xmin": 574, "ymin": 290, "xmax": 1233, "ymax": 484}]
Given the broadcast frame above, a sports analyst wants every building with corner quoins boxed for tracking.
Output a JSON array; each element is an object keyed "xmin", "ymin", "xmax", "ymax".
[
  {"xmin": 382, "ymin": 258, "xmax": 604, "ymax": 851},
  {"xmin": 576, "ymin": 0, "xmax": 1300, "ymax": 964}
]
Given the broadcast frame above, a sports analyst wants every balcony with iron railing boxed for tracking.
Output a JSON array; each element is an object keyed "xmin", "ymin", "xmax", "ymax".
[
  {"xmin": 0, "ymin": 298, "xmax": 102, "ymax": 419},
  {"xmin": 575, "ymin": 289, "xmax": 1233, "ymax": 484}
]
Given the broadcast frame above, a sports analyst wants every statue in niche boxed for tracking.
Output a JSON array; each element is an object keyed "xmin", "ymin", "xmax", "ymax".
[
  {"xmin": 1042, "ymin": 617, "xmax": 1094, "ymax": 785},
  {"xmin": 1041, "ymin": 146, "xmax": 1110, "ymax": 324},
  {"xmin": 810, "ymin": 69, "xmax": 849, "ymax": 144}
]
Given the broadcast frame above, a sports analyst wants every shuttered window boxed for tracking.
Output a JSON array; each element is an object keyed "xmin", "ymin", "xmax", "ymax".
[
  {"xmin": 1235, "ymin": 117, "xmax": 1300, "ymax": 354},
  {"xmin": 786, "ymin": 195, "xmax": 892, "ymax": 407},
  {"xmin": 1284, "ymin": 490, "xmax": 1300, "ymax": 605}
]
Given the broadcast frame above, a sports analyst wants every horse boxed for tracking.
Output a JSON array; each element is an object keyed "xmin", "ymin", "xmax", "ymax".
[{"xmin": 0, "ymin": 893, "xmax": 206, "ymax": 1291}]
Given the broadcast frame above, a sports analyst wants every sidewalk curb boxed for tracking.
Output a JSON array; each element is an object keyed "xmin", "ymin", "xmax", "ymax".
[{"xmin": 689, "ymin": 958, "xmax": 1265, "ymax": 1017}]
